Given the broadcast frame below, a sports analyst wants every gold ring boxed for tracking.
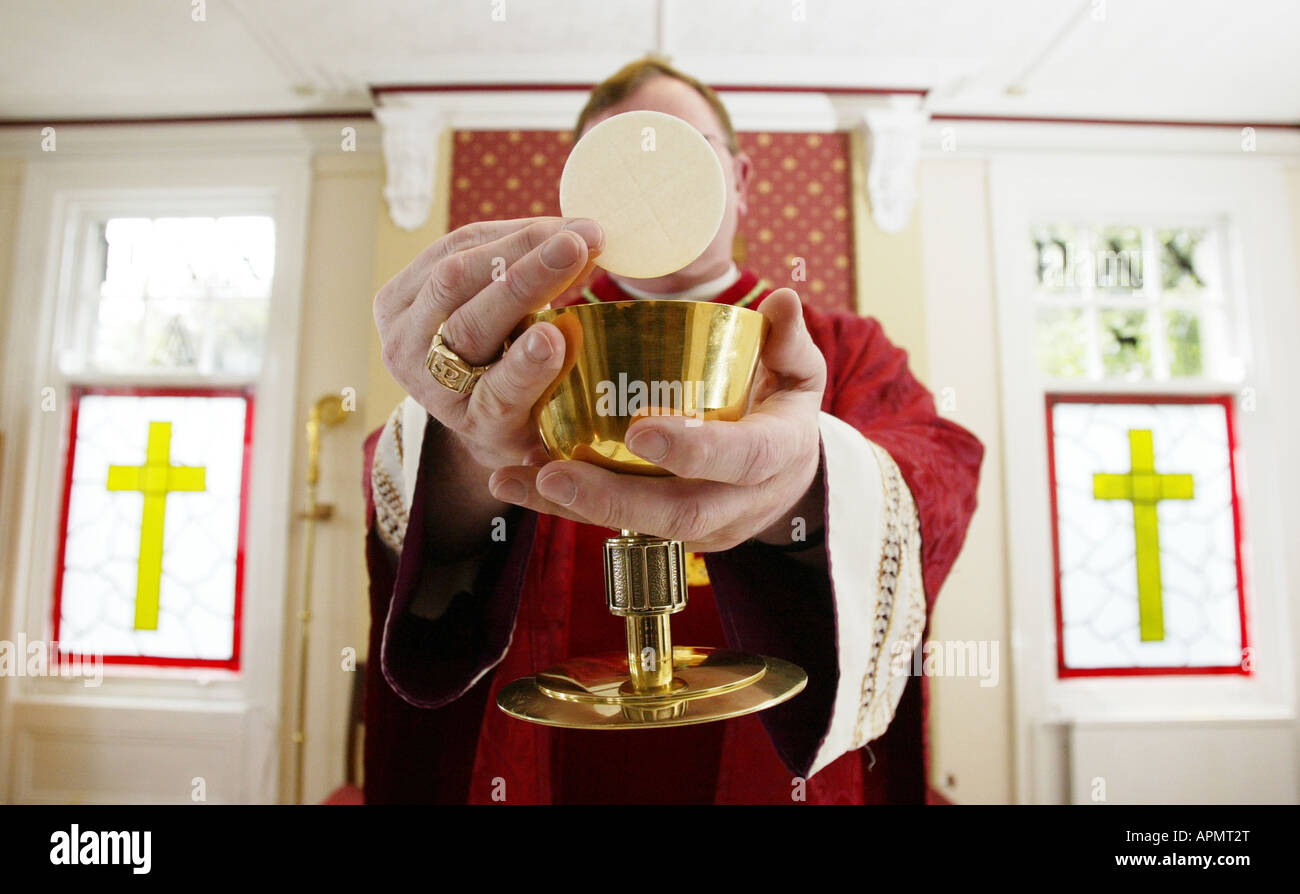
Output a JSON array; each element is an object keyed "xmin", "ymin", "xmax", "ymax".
[{"xmin": 426, "ymin": 323, "xmax": 493, "ymax": 395}]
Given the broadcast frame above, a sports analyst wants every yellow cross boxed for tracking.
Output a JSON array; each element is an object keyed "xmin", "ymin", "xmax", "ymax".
[
  {"xmin": 106, "ymin": 421, "xmax": 206, "ymax": 631},
  {"xmin": 1092, "ymin": 429, "xmax": 1193, "ymax": 642}
]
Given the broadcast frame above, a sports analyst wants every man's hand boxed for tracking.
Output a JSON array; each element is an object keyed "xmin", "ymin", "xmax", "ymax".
[
  {"xmin": 486, "ymin": 288, "xmax": 828, "ymax": 553},
  {"xmin": 373, "ymin": 216, "xmax": 604, "ymax": 560},
  {"xmin": 373, "ymin": 216, "xmax": 605, "ymax": 471}
]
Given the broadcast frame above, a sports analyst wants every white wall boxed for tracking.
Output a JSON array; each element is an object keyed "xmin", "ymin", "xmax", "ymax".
[
  {"xmin": 277, "ymin": 151, "xmax": 384, "ymax": 803},
  {"xmin": 917, "ymin": 157, "xmax": 1015, "ymax": 803}
]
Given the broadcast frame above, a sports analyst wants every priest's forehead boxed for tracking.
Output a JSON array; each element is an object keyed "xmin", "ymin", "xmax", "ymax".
[{"xmin": 579, "ymin": 75, "xmax": 731, "ymax": 152}]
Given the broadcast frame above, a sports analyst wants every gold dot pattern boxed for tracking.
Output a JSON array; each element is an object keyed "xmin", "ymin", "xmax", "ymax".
[
  {"xmin": 447, "ymin": 129, "xmax": 856, "ymax": 312},
  {"xmin": 738, "ymin": 130, "xmax": 856, "ymax": 311}
]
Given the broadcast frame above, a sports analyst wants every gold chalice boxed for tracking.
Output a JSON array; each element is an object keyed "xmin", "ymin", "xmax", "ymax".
[{"xmin": 495, "ymin": 299, "xmax": 808, "ymax": 729}]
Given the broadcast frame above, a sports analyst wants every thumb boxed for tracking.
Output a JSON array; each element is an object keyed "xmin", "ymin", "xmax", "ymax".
[{"xmin": 756, "ymin": 288, "xmax": 825, "ymax": 393}]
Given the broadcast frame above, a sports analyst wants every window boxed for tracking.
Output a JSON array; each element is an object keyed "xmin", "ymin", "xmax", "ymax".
[
  {"xmin": 53, "ymin": 215, "xmax": 275, "ymax": 670},
  {"xmin": 1031, "ymin": 221, "xmax": 1240, "ymax": 382},
  {"xmin": 989, "ymin": 149, "xmax": 1295, "ymax": 804},
  {"xmin": 73, "ymin": 216, "xmax": 275, "ymax": 377},
  {"xmin": 0, "ymin": 154, "xmax": 309, "ymax": 804},
  {"xmin": 1027, "ymin": 216, "xmax": 1250, "ymax": 677},
  {"xmin": 54, "ymin": 386, "xmax": 253, "ymax": 669},
  {"xmin": 1046, "ymin": 394, "xmax": 1247, "ymax": 676}
]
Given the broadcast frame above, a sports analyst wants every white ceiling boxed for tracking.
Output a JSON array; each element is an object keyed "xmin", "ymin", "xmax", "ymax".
[{"xmin": 1, "ymin": 0, "xmax": 1297, "ymax": 123}]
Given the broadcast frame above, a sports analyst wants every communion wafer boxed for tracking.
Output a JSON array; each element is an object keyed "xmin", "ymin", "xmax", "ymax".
[{"xmin": 559, "ymin": 109, "xmax": 726, "ymax": 279}]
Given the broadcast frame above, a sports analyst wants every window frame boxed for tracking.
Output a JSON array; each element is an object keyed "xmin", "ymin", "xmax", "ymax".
[
  {"xmin": 0, "ymin": 153, "xmax": 309, "ymax": 803},
  {"xmin": 55, "ymin": 193, "xmax": 282, "ymax": 389},
  {"xmin": 1044, "ymin": 391, "xmax": 1249, "ymax": 678},
  {"xmin": 51, "ymin": 384, "xmax": 256, "ymax": 671},
  {"xmin": 10, "ymin": 164, "xmax": 304, "ymax": 686},
  {"xmin": 990, "ymin": 152, "xmax": 1298, "ymax": 802}
]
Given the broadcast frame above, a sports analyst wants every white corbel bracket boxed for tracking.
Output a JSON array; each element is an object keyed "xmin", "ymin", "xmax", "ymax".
[
  {"xmin": 376, "ymin": 105, "xmax": 443, "ymax": 231},
  {"xmin": 862, "ymin": 98, "xmax": 930, "ymax": 234}
]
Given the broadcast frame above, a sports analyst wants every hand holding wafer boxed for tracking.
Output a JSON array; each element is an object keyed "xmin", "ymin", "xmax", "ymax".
[{"xmin": 373, "ymin": 215, "xmax": 603, "ymax": 470}]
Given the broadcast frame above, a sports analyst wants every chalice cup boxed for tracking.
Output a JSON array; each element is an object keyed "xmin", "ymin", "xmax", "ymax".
[{"xmin": 495, "ymin": 299, "xmax": 808, "ymax": 729}]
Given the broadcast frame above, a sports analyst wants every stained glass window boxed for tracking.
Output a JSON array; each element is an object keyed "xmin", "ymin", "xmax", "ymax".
[
  {"xmin": 1047, "ymin": 395, "xmax": 1247, "ymax": 676},
  {"xmin": 53, "ymin": 388, "xmax": 252, "ymax": 669},
  {"xmin": 1031, "ymin": 222, "xmax": 1230, "ymax": 382},
  {"xmin": 50, "ymin": 210, "xmax": 274, "ymax": 673}
]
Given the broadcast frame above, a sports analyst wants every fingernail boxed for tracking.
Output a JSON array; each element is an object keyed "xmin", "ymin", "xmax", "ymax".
[
  {"xmin": 628, "ymin": 429, "xmax": 669, "ymax": 462},
  {"xmin": 492, "ymin": 477, "xmax": 526, "ymax": 504},
  {"xmin": 537, "ymin": 471, "xmax": 577, "ymax": 506},
  {"xmin": 525, "ymin": 328, "xmax": 553, "ymax": 362},
  {"xmin": 562, "ymin": 218, "xmax": 604, "ymax": 251},
  {"xmin": 541, "ymin": 232, "xmax": 581, "ymax": 270}
]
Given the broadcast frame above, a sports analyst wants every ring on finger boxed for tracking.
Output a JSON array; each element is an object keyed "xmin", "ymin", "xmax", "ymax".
[{"xmin": 426, "ymin": 322, "xmax": 496, "ymax": 395}]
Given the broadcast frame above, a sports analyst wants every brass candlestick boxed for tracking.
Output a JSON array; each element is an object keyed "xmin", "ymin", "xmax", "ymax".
[
  {"xmin": 291, "ymin": 393, "xmax": 346, "ymax": 804},
  {"xmin": 496, "ymin": 300, "xmax": 807, "ymax": 729}
]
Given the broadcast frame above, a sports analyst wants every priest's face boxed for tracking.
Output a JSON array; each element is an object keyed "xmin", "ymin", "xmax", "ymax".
[{"xmin": 579, "ymin": 75, "xmax": 752, "ymax": 292}]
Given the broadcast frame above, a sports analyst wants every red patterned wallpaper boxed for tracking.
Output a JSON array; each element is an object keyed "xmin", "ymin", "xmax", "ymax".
[{"xmin": 447, "ymin": 129, "xmax": 856, "ymax": 313}]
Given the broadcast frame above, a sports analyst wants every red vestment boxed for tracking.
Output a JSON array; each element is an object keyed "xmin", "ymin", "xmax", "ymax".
[{"xmin": 362, "ymin": 270, "xmax": 983, "ymax": 804}]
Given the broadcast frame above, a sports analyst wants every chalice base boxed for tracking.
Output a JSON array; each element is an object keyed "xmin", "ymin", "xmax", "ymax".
[{"xmin": 496, "ymin": 645, "xmax": 807, "ymax": 730}]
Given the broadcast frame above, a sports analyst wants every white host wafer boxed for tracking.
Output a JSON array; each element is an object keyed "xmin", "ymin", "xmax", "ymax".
[{"xmin": 559, "ymin": 109, "xmax": 726, "ymax": 279}]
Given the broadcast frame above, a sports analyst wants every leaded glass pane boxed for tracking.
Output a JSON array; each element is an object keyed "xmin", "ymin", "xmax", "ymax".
[
  {"xmin": 1098, "ymin": 308, "xmax": 1151, "ymax": 378},
  {"xmin": 1050, "ymin": 398, "xmax": 1244, "ymax": 674},
  {"xmin": 1032, "ymin": 223, "xmax": 1080, "ymax": 291},
  {"xmin": 1094, "ymin": 225, "xmax": 1145, "ymax": 293},
  {"xmin": 1166, "ymin": 309, "xmax": 1204, "ymax": 377},
  {"xmin": 1036, "ymin": 307, "xmax": 1089, "ymax": 378},
  {"xmin": 1159, "ymin": 228, "xmax": 1208, "ymax": 294},
  {"xmin": 55, "ymin": 389, "xmax": 249, "ymax": 667}
]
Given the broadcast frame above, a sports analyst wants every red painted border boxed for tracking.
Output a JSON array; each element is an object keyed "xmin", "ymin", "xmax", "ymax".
[
  {"xmin": 4, "ymin": 90, "xmax": 1294, "ymax": 132},
  {"xmin": 931, "ymin": 113, "xmax": 1299, "ymax": 131},
  {"xmin": 371, "ymin": 85, "xmax": 1297, "ymax": 130},
  {"xmin": 369, "ymin": 82, "xmax": 930, "ymax": 99},
  {"xmin": 1044, "ymin": 393, "xmax": 1250, "ymax": 678},
  {"xmin": 51, "ymin": 385, "xmax": 255, "ymax": 672},
  {"xmin": 0, "ymin": 110, "xmax": 371, "ymax": 129}
]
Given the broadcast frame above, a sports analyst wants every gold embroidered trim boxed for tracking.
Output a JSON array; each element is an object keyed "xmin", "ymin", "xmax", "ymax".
[
  {"xmin": 393, "ymin": 409, "xmax": 404, "ymax": 467},
  {"xmin": 372, "ymin": 405, "xmax": 410, "ymax": 554},
  {"xmin": 852, "ymin": 442, "xmax": 926, "ymax": 747}
]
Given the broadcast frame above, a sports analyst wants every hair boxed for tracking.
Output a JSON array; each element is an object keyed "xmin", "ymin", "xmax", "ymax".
[{"xmin": 573, "ymin": 56, "xmax": 740, "ymax": 155}]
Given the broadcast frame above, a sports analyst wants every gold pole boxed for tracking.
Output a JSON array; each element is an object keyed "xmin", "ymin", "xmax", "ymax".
[{"xmin": 291, "ymin": 394, "xmax": 345, "ymax": 805}]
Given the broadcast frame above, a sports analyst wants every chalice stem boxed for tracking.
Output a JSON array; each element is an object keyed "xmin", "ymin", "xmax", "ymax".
[
  {"xmin": 605, "ymin": 529, "xmax": 688, "ymax": 695},
  {"xmin": 626, "ymin": 613, "xmax": 674, "ymax": 693}
]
